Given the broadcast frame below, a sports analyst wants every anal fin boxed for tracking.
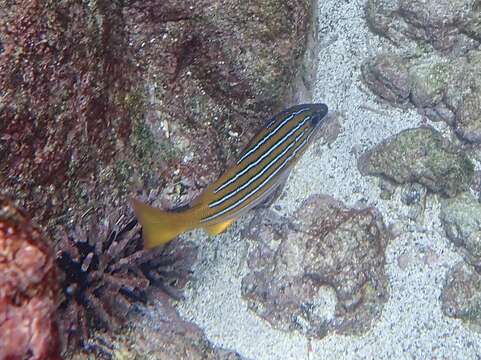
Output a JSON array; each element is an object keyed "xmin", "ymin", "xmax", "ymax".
[{"xmin": 203, "ymin": 219, "xmax": 235, "ymax": 236}]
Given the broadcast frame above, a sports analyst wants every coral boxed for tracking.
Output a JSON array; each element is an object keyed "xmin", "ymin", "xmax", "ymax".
[
  {"xmin": 0, "ymin": 0, "xmax": 140, "ymax": 228},
  {"xmin": 0, "ymin": 197, "xmax": 60, "ymax": 359},
  {"xmin": 0, "ymin": 0, "xmax": 317, "ymax": 238},
  {"xmin": 55, "ymin": 205, "xmax": 196, "ymax": 353}
]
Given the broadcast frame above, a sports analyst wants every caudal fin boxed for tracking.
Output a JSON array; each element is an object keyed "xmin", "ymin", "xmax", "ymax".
[{"xmin": 130, "ymin": 198, "xmax": 189, "ymax": 249}]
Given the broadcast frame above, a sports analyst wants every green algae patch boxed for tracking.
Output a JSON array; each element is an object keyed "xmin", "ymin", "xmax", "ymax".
[
  {"xmin": 409, "ymin": 61, "xmax": 453, "ymax": 107},
  {"xmin": 358, "ymin": 127, "xmax": 474, "ymax": 197}
]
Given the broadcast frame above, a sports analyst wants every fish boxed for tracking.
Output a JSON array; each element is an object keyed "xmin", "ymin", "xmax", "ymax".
[{"xmin": 131, "ymin": 103, "xmax": 329, "ymax": 249}]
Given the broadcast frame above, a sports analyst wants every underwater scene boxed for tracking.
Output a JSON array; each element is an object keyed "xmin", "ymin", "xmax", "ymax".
[{"xmin": 1, "ymin": 0, "xmax": 481, "ymax": 359}]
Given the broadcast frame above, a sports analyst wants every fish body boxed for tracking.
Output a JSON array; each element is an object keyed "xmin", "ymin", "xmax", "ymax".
[{"xmin": 132, "ymin": 103, "xmax": 329, "ymax": 248}]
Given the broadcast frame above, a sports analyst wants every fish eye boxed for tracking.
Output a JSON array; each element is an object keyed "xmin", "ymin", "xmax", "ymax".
[{"xmin": 310, "ymin": 114, "xmax": 321, "ymax": 126}]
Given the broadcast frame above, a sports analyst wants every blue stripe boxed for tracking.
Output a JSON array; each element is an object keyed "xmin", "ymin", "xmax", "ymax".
[
  {"xmin": 236, "ymin": 108, "xmax": 310, "ymax": 165},
  {"xmin": 209, "ymin": 131, "xmax": 306, "ymax": 208},
  {"xmin": 201, "ymin": 132, "xmax": 311, "ymax": 223},
  {"xmin": 215, "ymin": 115, "xmax": 311, "ymax": 194}
]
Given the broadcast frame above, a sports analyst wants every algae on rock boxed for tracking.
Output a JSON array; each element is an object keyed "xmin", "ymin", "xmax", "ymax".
[
  {"xmin": 241, "ymin": 195, "xmax": 390, "ymax": 338},
  {"xmin": 358, "ymin": 127, "xmax": 474, "ymax": 197},
  {"xmin": 362, "ymin": 50, "xmax": 481, "ymax": 144},
  {"xmin": 440, "ymin": 192, "xmax": 481, "ymax": 268}
]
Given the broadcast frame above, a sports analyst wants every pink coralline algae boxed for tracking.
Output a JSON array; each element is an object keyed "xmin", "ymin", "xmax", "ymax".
[{"xmin": 0, "ymin": 199, "xmax": 60, "ymax": 360}]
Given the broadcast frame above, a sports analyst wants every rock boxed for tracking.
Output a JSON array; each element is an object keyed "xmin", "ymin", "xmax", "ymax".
[
  {"xmin": 0, "ymin": 0, "xmax": 318, "ymax": 234},
  {"xmin": 358, "ymin": 127, "xmax": 474, "ymax": 197},
  {"xmin": 241, "ymin": 195, "xmax": 389, "ymax": 338},
  {"xmin": 440, "ymin": 192, "xmax": 481, "ymax": 268},
  {"xmin": 361, "ymin": 54, "xmax": 410, "ymax": 105},
  {"xmin": 71, "ymin": 292, "xmax": 247, "ymax": 360},
  {"xmin": 365, "ymin": 0, "xmax": 481, "ymax": 53},
  {"xmin": 441, "ymin": 262, "xmax": 481, "ymax": 331},
  {"xmin": 361, "ymin": 52, "xmax": 481, "ymax": 144},
  {"xmin": 0, "ymin": 197, "xmax": 60, "ymax": 359}
]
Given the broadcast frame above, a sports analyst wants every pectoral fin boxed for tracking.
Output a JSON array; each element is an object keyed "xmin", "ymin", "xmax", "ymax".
[{"xmin": 203, "ymin": 219, "xmax": 235, "ymax": 236}]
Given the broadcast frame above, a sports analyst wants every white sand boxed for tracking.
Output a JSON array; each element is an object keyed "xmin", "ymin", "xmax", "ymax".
[{"xmin": 177, "ymin": 1, "xmax": 481, "ymax": 358}]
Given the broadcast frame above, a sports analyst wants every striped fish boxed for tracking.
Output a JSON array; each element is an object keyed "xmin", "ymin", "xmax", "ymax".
[{"xmin": 131, "ymin": 103, "xmax": 329, "ymax": 248}]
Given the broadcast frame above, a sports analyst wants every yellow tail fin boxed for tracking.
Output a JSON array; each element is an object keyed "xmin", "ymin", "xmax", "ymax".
[{"xmin": 130, "ymin": 198, "xmax": 190, "ymax": 249}]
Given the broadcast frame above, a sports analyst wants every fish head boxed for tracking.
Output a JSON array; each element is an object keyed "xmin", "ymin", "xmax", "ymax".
[
  {"xmin": 308, "ymin": 103, "xmax": 329, "ymax": 128},
  {"xmin": 290, "ymin": 103, "xmax": 329, "ymax": 141}
]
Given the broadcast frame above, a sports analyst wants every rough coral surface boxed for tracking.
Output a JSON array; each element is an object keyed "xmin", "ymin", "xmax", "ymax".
[
  {"xmin": 358, "ymin": 127, "xmax": 474, "ymax": 197},
  {"xmin": 0, "ymin": 198, "xmax": 60, "ymax": 359},
  {"xmin": 0, "ymin": 0, "xmax": 137, "ymax": 228},
  {"xmin": 241, "ymin": 195, "xmax": 389, "ymax": 338}
]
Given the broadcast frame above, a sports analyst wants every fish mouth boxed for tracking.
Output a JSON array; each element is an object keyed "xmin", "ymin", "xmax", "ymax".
[{"xmin": 309, "ymin": 103, "xmax": 329, "ymax": 127}]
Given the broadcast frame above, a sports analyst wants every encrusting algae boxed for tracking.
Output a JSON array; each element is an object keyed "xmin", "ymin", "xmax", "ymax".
[{"xmin": 132, "ymin": 103, "xmax": 329, "ymax": 248}]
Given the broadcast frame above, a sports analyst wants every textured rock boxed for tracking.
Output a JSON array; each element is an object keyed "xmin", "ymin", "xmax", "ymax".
[
  {"xmin": 440, "ymin": 192, "xmax": 481, "ymax": 268},
  {"xmin": 361, "ymin": 54, "xmax": 410, "ymax": 105},
  {"xmin": 358, "ymin": 127, "xmax": 474, "ymax": 197},
  {"xmin": 366, "ymin": 0, "xmax": 481, "ymax": 53},
  {"xmin": 71, "ymin": 292, "xmax": 247, "ymax": 360},
  {"xmin": 441, "ymin": 262, "xmax": 481, "ymax": 331},
  {"xmin": 0, "ymin": 198, "xmax": 60, "ymax": 359},
  {"xmin": 362, "ymin": 51, "xmax": 481, "ymax": 143},
  {"xmin": 1, "ymin": 0, "xmax": 139, "ymax": 229},
  {"xmin": 0, "ymin": 0, "xmax": 317, "ymax": 235},
  {"xmin": 241, "ymin": 195, "xmax": 389, "ymax": 338}
]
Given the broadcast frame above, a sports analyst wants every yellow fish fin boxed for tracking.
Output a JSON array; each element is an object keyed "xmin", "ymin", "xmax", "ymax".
[
  {"xmin": 203, "ymin": 219, "xmax": 235, "ymax": 236},
  {"xmin": 130, "ymin": 198, "xmax": 191, "ymax": 249}
]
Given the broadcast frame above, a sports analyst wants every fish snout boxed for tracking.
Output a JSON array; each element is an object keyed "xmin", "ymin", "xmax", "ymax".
[{"xmin": 309, "ymin": 103, "xmax": 329, "ymax": 127}]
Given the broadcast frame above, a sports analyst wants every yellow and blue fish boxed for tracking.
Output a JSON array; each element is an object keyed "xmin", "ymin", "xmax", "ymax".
[{"xmin": 132, "ymin": 103, "xmax": 329, "ymax": 248}]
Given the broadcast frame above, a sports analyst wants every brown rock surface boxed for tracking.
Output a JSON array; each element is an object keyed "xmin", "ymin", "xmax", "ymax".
[
  {"xmin": 358, "ymin": 127, "xmax": 474, "ymax": 197},
  {"xmin": 241, "ymin": 195, "xmax": 389, "ymax": 338},
  {"xmin": 366, "ymin": 0, "xmax": 481, "ymax": 54},
  {"xmin": 362, "ymin": 52, "xmax": 481, "ymax": 144},
  {"xmin": 71, "ymin": 292, "xmax": 247, "ymax": 359},
  {"xmin": 0, "ymin": 0, "xmax": 318, "ymax": 236},
  {"xmin": 441, "ymin": 262, "xmax": 481, "ymax": 331}
]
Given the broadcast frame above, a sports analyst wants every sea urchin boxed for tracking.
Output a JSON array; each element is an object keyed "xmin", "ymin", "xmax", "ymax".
[{"xmin": 55, "ymin": 207, "xmax": 196, "ymax": 353}]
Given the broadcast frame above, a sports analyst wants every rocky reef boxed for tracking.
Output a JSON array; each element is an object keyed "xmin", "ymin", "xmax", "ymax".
[
  {"xmin": 365, "ymin": 0, "xmax": 481, "ymax": 54},
  {"xmin": 0, "ymin": 0, "xmax": 317, "ymax": 235},
  {"xmin": 362, "ymin": 52, "xmax": 481, "ymax": 144},
  {"xmin": 96, "ymin": 292, "xmax": 248, "ymax": 360}
]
